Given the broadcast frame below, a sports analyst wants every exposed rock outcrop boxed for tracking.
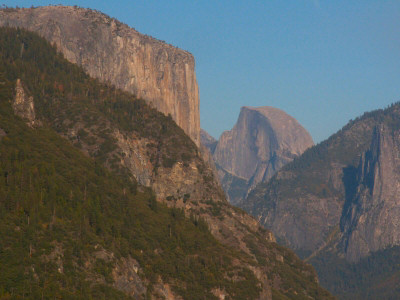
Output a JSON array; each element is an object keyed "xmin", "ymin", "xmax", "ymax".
[
  {"xmin": 214, "ymin": 106, "xmax": 314, "ymax": 184},
  {"xmin": 0, "ymin": 6, "xmax": 200, "ymax": 146},
  {"xmin": 2, "ymin": 23, "xmax": 334, "ymax": 300},
  {"xmin": 112, "ymin": 256, "xmax": 147, "ymax": 298},
  {"xmin": 13, "ymin": 79, "xmax": 36, "ymax": 127},
  {"xmin": 242, "ymin": 104, "xmax": 400, "ymax": 263},
  {"xmin": 200, "ymin": 128, "xmax": 217, "ymax": 153},
  {"xmin": 212, "ymin": 106, "xmax": 313, "ymax": 203},
  {"xmin": 341, "ymin": 125, "xmax": 400, "ymax": 261}
]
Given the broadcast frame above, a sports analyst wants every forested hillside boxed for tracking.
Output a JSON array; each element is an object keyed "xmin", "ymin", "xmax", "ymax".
[
  {"xmin": 0, "ymin": 65, "xmax": 262, "ymax": 299},
  {"xmin": 242, "ymin": 95, "xmax": 400, "ymax": 298},
  {"xmin": 0, "ymin": 27, "xmax": 333, "ymax": 299}
]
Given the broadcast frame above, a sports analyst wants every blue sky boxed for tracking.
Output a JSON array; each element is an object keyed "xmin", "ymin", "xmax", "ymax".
[{"xmin": 3, "ymin": 1, "xmax": 400, "ymax": 143}]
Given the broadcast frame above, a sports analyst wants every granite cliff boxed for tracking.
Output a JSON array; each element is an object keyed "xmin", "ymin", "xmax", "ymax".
[
  {"xmin": 0, "ymin": 5, "xmax": 200, "ymax": 146},
  {"xmin": 242, "ymin": 106, "xmax": 400, "ymax": 259},
  {"xmin": 0, "ymin": 26, "xmax": 333, "ymax": 299},
  {"xmin": 208, "ymin": 106, "xmax": 313, "ymax": 204},
  {"xmin": 341, "ymin": 125, "xmax": 400, "ymax": 262},
  {"xmin": 242, "ymin": 103, "xmax": 400, "ymax": 297}
]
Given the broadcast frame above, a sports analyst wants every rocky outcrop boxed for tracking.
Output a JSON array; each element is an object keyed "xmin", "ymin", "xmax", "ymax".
[
  {"xmin": 242, "ymin": 104, "xmax": 400, "ymax": 262},
  {"xmin": 341, "ymin": 125, "xmax": 400, "ymax": 261},
  {"xmin": 0, "ymin": 6, "xmax": 200, "ymax": 146},
  {"xmin": 213, "ymin": 106, "xmax": 313, "ymax": 203},
  {"xmin": 13, "ymin": 79, "xmax": 36, "ymax": 127},
  {"xmin": 200, "ymin": 128, "xmax": 217, "ymax": 153},
  {"xmin": 2, "ymin": 24, "xmax": 334, "ymax": 300},
  {"xmin": 112, "ymin": 256, "xmax": 147, "ymax": 298},
  {"xmin": 215, "ymin": 165, "xmax": 248, "ymax": 205},
  {"xmin": 241, "ymin": 105, "xmax": 386, "ymax": 257}
]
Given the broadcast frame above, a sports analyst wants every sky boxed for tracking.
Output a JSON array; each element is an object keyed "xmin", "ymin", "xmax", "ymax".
[{"xmin": 3, "ymin": 1, "xmax": 400, "ymax": 143}]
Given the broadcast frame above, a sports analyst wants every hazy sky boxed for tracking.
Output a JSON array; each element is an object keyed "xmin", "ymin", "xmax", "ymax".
[{"xmin": 3, "ymin": 1, "xmax": 400, "ymax": 143}]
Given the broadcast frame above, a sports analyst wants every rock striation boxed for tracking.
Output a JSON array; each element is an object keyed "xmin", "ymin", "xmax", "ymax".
[
  {"xmin": 0, "ymin": 6, "xmax": 200, "ymax": 146},
  {"xmin": 211, "ymin": 106, "xmax": 313, "ymax": 204},
  {"xmin": 341, "ymin": 125, "xmax": 400, "ymax": 261}
]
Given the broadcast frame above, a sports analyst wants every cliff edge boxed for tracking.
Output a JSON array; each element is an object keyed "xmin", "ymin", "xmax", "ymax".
[{"xmin": 0, "ymin": 5, "xmax": 200, "ymax": 146}]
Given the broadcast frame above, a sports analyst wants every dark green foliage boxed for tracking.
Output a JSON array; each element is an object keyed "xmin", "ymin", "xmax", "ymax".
[
  {"xmin": 311, "ymin": 247, "xmax": 400, "ymax": 300},
  {"xmin": 0, "ymin": 26, "xmax": 197, "ymax": 177},
  {"xmin": 274, "ymin": 102, "xmax": 400, "ymax": 199},
  {"xmin": 246, "ymin": 101, "xmax": 400, "ymax": 298},
  {"xmin": 0, "ymin": 27, "xmax": 262, "ymax": 299}
]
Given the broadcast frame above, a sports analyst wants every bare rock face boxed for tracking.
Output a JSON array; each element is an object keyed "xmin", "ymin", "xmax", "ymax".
[
  {"xmin": 112, "ymin": 256, "xmax": 147, "ymax": 298},
  {"xmin": 200, "ymin": 128, "xmax": 217, "ymax": 153},
  {"xmin": 0, "ymin": 6, "xmax": 200, "ymax": 146},
  {"xmin": 242, "ymin": 104, "xmax": 400, "ymax": 264},
  {"xmin": 1, "ymin": 23, "xmax": 334, "ymax": 299},
  {"xmin": 341, "ymin": 125, "xmax": 400, "ymax": 261},
  {"xmin": 214, "ymin": 106, "xmax": 313, "ymax": 186},
  {"xmin": 13, "ymin": 79, "xmax": 36, "ymax": 127},
  {"xmin": 213, "ymin": 106, "xmax": 313, "ymax": 203}
]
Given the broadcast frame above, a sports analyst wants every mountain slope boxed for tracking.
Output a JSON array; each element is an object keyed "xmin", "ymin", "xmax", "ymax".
[
  {"xmin": 242, "ymin": 102, "xmax": 400, "ymax": 297},
  {"xmin": 0, "ymin": 5, "xmax": 200, "ymax": 146},
  {"xmin": 200, "ymin": 129, "xmax": 217, "ymax": 153},
  {"xmin": 0, "ymin": 27, "xmax": 333, "ymax": 299},
  {"xmin": 0, "ymin": 72, "xmax": 258, "ymax": 299},
  {"xmin": 340, "ymin": 124, "xmax": 400, "ymax": 262}
]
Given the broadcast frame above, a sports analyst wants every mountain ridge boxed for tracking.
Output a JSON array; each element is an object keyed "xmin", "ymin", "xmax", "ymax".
[
  {"xmin": 0, "ymin": 5, "xmax": 201, "ymax": 146},
  {"xmin": 206, "ymin": 106, "xmax": 313, "ymax": 205},
  {"xmin": 242, "ymin": 101, "xmax": 400, "ymax": 297},
  {"xmin": 0, "ymin": 26, "xmax": 333, "ymax": 299}
]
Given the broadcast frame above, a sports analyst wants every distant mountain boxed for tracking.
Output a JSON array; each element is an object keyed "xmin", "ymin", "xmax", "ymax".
[
  {"xmin": 242, "ymin": 102, "xmax": 400, "ymax": 298},
  {"xmin": 207, "ymin": 106, "xmax": 313, "ymax": 204},
  {"xmin": 0, "ymin": 25, "xmax": 333, "ymax": 299},
  {"xmin": 200, "ymin": 129, "xmax": 217, "ymax": 153},
  {"xmin": 341, "ymin": 124, "xmax": 400, "ymax": 262}
]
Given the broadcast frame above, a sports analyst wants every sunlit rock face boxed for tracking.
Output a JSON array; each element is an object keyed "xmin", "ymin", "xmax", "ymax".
[
  {"xmin": 0, "ymin": 6, "xmax": 200, "ymax": 146},
  {"xmin": 211, "ymin": 106, "xmax": 313, "ymax": 203}
]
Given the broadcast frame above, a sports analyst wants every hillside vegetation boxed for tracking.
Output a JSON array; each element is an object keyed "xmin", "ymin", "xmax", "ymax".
[
  {"xmin": 0, "ymin": 26, "xmax": 334, "ymax": 299},
  {"xmin": 242, "ymin": 94, "xmax": 400, "ymax": 298},
  {"xmin": 0, "ymin": 71, "xmax": 264, "ymax": 299}
]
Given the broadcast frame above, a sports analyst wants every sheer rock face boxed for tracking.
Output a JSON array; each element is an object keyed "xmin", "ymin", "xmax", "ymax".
[
  {"xmin": 0, "ymin": 6, "xmax": 200, "ymax": 146},
  {"xmin": 341, "ymin": 125, "xmax": 400, "ymax": 262},
  {"xmin": 212, "ymin": 106, "xmax": 313, "ymax": 203},
  {"xmin": 214, "ymin": 106, "xmax": 313, "ymax": 186},
  {"xmin": 242, "ymin": 105, "xmax": 400, "ymax": 264}
]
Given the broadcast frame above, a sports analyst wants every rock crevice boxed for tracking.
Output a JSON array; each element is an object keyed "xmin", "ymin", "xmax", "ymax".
[{"xmin": 341, "ymin": 125, "xmax": 400, "ymax": 261}]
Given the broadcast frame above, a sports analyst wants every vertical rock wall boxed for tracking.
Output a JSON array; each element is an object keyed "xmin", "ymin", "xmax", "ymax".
[
  {"xmin": 213, "ymin": 106, "xmax": 314, "ymax": 185},
  {"xmin": 0, "ymin": 6, "xmax": 200, "ymax": 146},
  {"xmin": 341, "ymin": 125, "xmax": 400, "ymax": 261}
]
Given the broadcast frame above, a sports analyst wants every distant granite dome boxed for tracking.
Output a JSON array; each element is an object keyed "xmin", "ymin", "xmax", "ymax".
[
  {"xmin": 214, "ymin": 106, "xmax": 313, "ymax": 184},
  {"xmin": 210, "ymin": 106, "xmax": 313, "ymax": 204},
  {"xmin": 0, "ymin": 5, "xmax": 200, "ymax": 146}
]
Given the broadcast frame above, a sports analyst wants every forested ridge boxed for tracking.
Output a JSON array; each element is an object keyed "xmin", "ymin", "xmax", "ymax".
[
  {"xmin": 0, "ymin": 27, "xmax": 261, "ymax": 299},
  {"xmin": 0, "ymin": 26, "xmax": 334, "ymax": 299}
]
